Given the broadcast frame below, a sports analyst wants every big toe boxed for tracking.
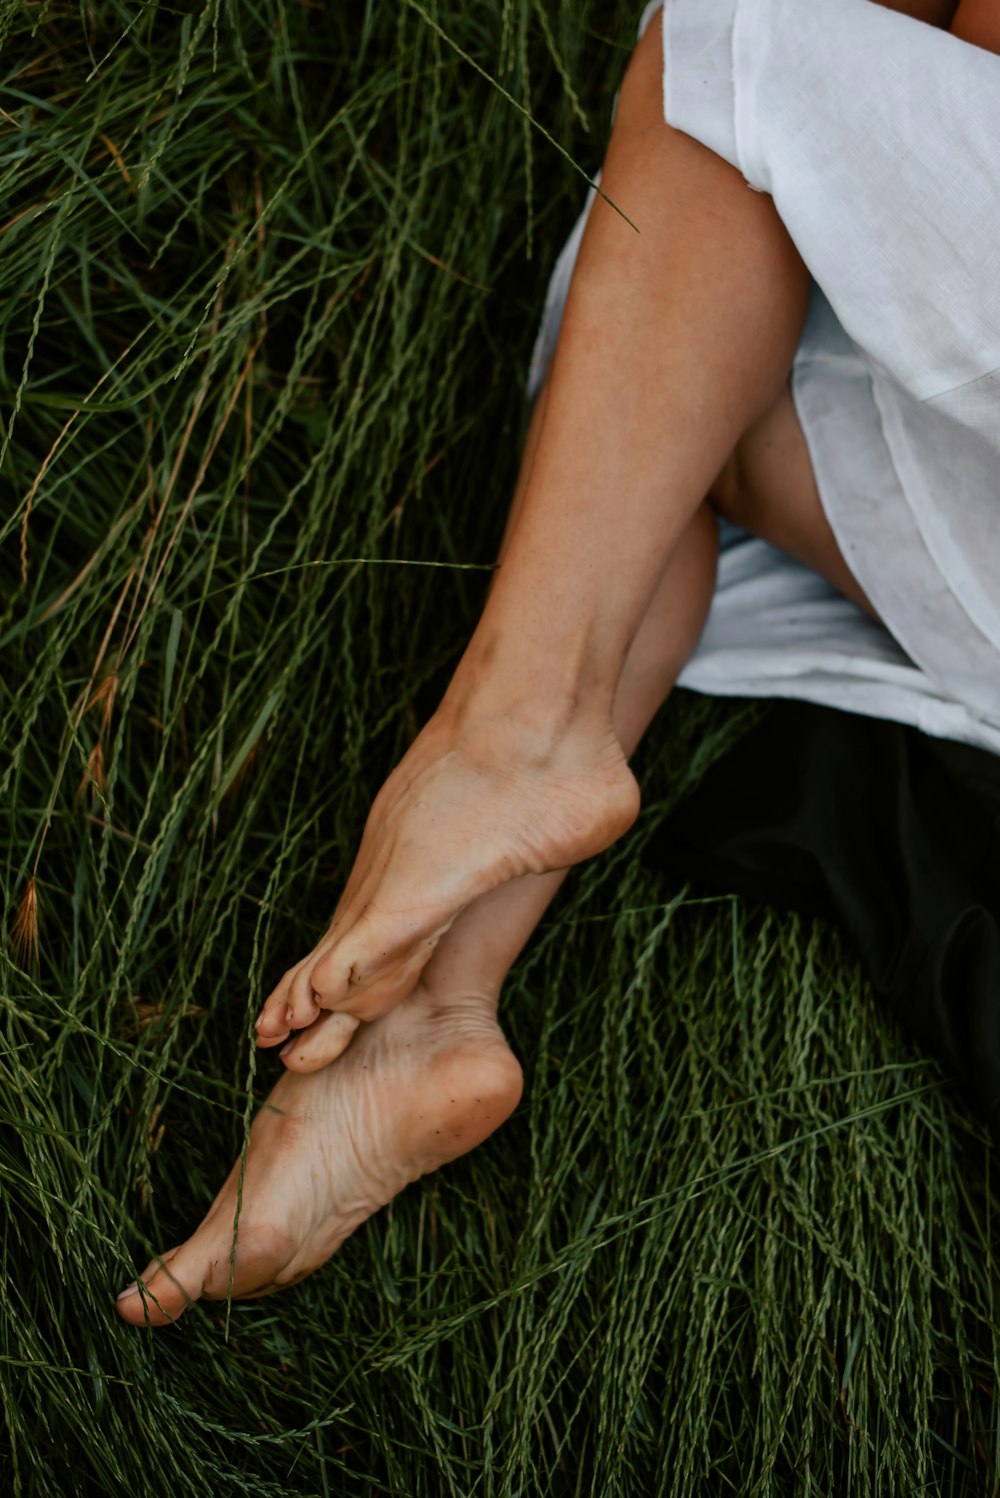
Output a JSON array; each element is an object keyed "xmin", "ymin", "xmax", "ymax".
[
  {"xmin": 115, "ymin": 1246, "xmax": 199, "ymax": 1327},
  {"xmin": 116, "ymin": 1218, "xmax": 301, "ymax": 1327},
  {"xmin": 310, "ymin": 935, "xmax": 438, "ymax": 1025}
]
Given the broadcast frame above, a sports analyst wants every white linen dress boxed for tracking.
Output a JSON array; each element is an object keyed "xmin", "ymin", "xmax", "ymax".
[{"xmin": 528, "ymin": 0, "xmax": 1000, "ymax": 756}]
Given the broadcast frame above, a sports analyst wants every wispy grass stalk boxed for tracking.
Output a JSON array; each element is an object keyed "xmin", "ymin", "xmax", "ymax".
[{"xmin": 1, "ymin": 2, "xmax": 998, "ymax": 1494}]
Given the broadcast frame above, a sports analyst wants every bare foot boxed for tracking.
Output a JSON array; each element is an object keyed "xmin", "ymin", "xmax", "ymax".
[
  {"xmin": 254, "ymin": 709, "xmax": 638, "ymax": 1054},
  {"xmin": 115, "ymin": 985, "xmax": 522, "ymax": 1326}
]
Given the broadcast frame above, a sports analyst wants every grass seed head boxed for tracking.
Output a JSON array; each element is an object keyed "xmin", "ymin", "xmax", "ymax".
[
  {"xmin": 87, "ymin": 672, "xmax": 119, "ymax": 732},
  {"xmin": 77, "ymin": 740, "xmax": 106, "ymax": 804},
  {"xmin": 9, "ymin": 877, "xmax": 39, "ymax": 969}
]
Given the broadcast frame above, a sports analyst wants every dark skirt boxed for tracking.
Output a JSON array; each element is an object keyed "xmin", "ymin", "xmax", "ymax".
[{"xmin": 653, "ymin": 701, "xmax": 1000, "ymax": 1141}]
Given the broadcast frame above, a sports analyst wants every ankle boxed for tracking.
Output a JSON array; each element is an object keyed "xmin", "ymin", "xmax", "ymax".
[
  {"xmin": 418, "ymin": 972, "xmax": 505, "ymax": 1016},
  {"xmin": 438, "ymin": 661, "xmax": 620, "ymax": 764},
  {"xmin": 442, "ymin": 605, "xmax": 621, "ymax": 744}
]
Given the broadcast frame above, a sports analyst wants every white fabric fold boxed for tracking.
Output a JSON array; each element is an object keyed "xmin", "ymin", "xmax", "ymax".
[{"xmin": 528, "ymin": 0, "xmax": 1000, "ymax": 752}]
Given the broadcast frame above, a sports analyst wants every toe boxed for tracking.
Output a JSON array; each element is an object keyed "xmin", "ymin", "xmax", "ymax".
[
  {"xmin": 256, "ymin": 1025, "xmax": 292, "ymax": 1050},
  {"xmin": 280, "ymin": 1010, "xmax": 360, "ymax": 1072},
  {"xmin": 284, "ymin": 967, "xmax": 322, "ymax": 1031},
  {"xmin": 115, "ymin": 1247, "xmax": 201, "ymax": 1327},
  {"xmin": 311, "ymin": 938, "xmax": 434, "ymax": 1023},
  {"xmin": 256, "ymin": 964, "xmax": 300, "ymax": 1038},
  {"xmin": 116, "ymin": 1217, "xmax": 301, "ymax": 1327}
]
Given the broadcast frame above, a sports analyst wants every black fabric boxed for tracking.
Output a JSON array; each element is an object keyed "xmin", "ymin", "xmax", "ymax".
[{"xmin": 650, "ymin": 701, "xmax": 1000, "ymax": 1139}]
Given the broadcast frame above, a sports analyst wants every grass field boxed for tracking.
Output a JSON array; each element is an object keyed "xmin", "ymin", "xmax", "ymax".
[{"xmin": 3, "ymin": 1, "xmax": 1000, "ymax": 1493}]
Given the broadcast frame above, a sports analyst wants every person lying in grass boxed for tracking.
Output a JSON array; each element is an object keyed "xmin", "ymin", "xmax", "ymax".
[{"xmin": 117, "ymin": 0, "xmax": 1000, "ymax": 1324}]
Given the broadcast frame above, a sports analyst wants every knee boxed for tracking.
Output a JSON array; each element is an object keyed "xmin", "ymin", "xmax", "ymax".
[
  {"xmin": 707, "ymin": 446, "xmax": 750, "ymax": 529},
  {"xmin": 611, "ymin": 7, "xmax": 670, "ymax": 143}
]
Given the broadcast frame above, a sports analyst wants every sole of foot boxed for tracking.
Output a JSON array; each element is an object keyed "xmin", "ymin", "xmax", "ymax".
[
  {"xmin": 116, "ymin": 987, "xmax": 523, "ymax": 1327},
  {"xmin": 255, "ymin": 714, "xmax": 639, "ymax": 1048}
]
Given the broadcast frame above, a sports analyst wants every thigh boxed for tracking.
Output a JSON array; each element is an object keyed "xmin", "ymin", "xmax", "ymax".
[
  {"xmin": 872, "ymin": 0, "xmax": 958, "ymax": 25},
  {"xmin": 709, "ymin": 382, "xmax": 878, "ymax": 620},
  {"xmin": 951, "ymin": 0, "xmax": 1000, "ymax": 49}
]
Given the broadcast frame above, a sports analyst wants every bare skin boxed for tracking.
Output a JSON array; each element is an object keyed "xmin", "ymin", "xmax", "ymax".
[
  {"xmin": 115, "ymin": 987, "xmax": 525, "ymax": 1323},
  {"xmin": 116, "ymin": 0, "xmax": 1000, "ymax": 1323},
  {"xmin": 255, "ymin": 0, "xmax": 991, "ymax": 1054},
  {"xmin": 252, "ymin": 11, "xmax": 811, "ymax": 1057},
  {"xmin": 949, "ymin": 0, "xmax": 1000, "ymax": 45},
  {"xmin": 116, "ymin": 505, "xmax": 719, "ymax": 1324}
]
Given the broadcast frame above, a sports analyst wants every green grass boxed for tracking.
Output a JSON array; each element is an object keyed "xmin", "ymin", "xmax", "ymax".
[{"xmin": 2, "ymin": 1, "xmax": 999, "ymax": 1493}]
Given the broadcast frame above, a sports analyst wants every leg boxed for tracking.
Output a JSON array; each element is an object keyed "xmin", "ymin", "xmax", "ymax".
[
  {"xmin": 116, "ymin": 500, "xmax": 718, "ymax": 1324},
  {"xmin": 950, "ymin": 0, "xmax": 1000, "ymax": 47},
  {"xmin": 709, "ymin": 383, "xmax": 878, "ymax": 619},
  {"xmin": 254, "ymin": 13, "xmax": 811, "ymax": 1051},
  {"xmin": 711, "ymin": 0, "xmax": 1000, "ymax": 599},
  {"xmin": 708, "ymin": 0, "xmax": 1000, "ymax": 621},
  {"xmin": 872, "ymin": 0, "xmax": 957, "ymax": 23},
  {"xmin": 121, "ymin": 0, "xmax": 1000, "ymax": 1326}
]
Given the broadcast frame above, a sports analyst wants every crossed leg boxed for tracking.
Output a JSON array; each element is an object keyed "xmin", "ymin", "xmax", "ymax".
[
  {"xmin": 114, "ymin": 13, "xmax": 821, "ymax": 1327},
  {"xmin": 252, "ymin": 12, "xmax": 810, "ymax": 1058},
  {"xmin": 117, "ymin": 0, "xmax": 994, "ymax": 1323},
  {"xmin": 115, "ymin": 500, "xmax": 719, "ymax": 1324},
  {"xmin": 258, "ymin": 0, "xmax": 991, "ymax": 1053}
]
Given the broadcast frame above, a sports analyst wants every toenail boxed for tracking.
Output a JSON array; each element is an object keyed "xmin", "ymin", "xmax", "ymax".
[{"xmin": 116, "ymin": 1281, "xmax": 140, "ymax": 1300}]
